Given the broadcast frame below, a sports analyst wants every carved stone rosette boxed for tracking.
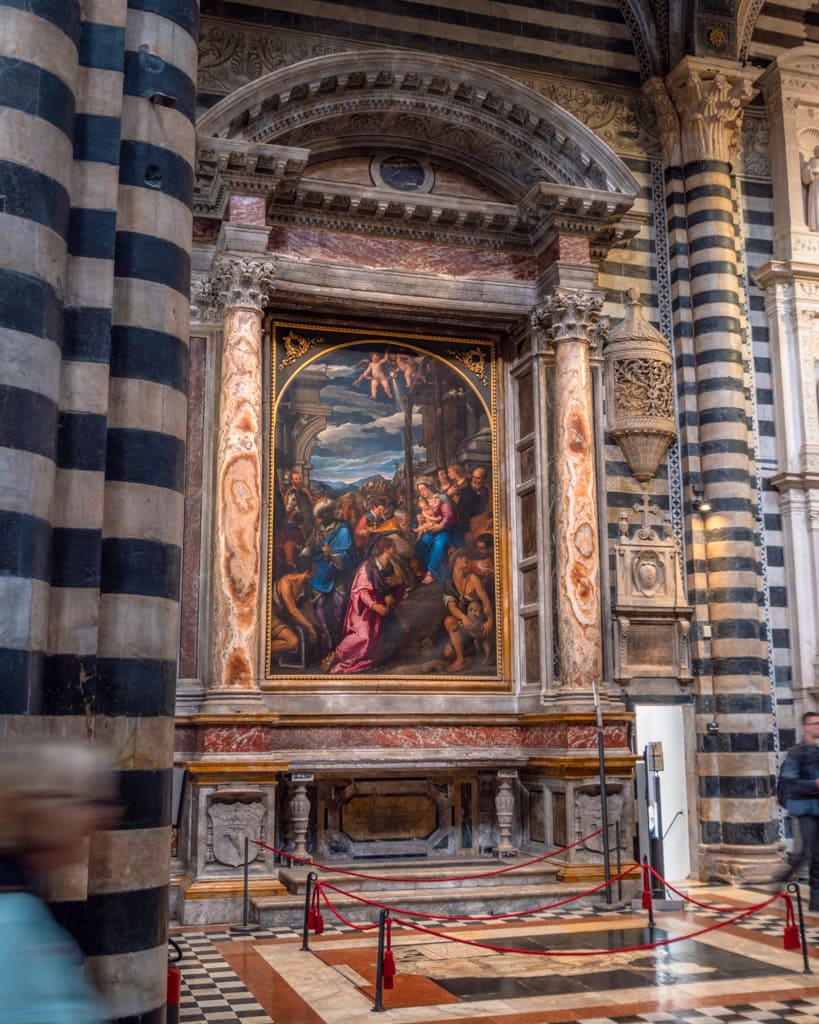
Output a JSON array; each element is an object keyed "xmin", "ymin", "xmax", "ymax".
[{"xmin": 604, "ymin": 288, "xmax": 676, "ymax": 484}]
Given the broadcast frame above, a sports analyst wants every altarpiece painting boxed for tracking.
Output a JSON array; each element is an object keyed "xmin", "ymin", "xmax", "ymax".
[{"xmin": 265, "ymin": 323, "xmax": 503, "ymax": 684}]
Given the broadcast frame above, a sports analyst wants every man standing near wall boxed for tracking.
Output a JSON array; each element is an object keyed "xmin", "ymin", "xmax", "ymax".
[{"xmin": 781, "ymin": 712, "xmax": 819, "ymax": 910}]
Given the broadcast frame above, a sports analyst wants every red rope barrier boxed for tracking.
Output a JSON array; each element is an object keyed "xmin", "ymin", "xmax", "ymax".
[
  {"xmin": 311, "ymin": 863, "xmax": 640, "ymax": 924},
  {"xmin": 384, "ymin": 890, "xmax": 790, "ymax": 958},
  {"xmin": 252, "ymin": 827, "xmax": 604, "ymax": 884},
  {"xmin": 314, "ymin": 883, "xmax": 379, "ymax": 933},
  {"xmin": 644, "ymin": 864, "xmax": 786, "ymax": 915}
]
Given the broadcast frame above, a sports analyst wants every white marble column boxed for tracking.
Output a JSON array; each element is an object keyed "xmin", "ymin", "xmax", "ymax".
[
  {"xmin": 205, "ymin": 251, "xmax": 275, "ymax": 709},
  {"xmin": 532, "ymin": 289, "xmax": 606, "ymax": 692}
]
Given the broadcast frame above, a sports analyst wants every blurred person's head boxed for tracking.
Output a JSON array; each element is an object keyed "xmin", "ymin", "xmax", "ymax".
[{"xmin": 0, "ymin": 739, "xmax": 117, "ymax": 871}]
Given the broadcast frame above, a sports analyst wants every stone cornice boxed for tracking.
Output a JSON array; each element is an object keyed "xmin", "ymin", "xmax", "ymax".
[
  {"xmin": 195, "ymin": 136, "xmax": 310, "ymax": 217},
  {"xmin": 267, "ymin": 177, "xmax": 531, "ymax": 249},
  {"xmin": 198, "ymin": 50, "xmax": 641, "ymax": 200}
]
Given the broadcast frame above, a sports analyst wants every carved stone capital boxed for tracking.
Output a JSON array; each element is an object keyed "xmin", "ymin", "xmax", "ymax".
[
  {"xmin": 643, "ymin": 77, "xmax": 681, "ymax": 168},
  {"xmin": 209, "ymin": 256, "xmax": 277, "ymax": 315},
  {"xmin": 666, "ymin": 58, "xmax": 756, "ymax": 166},
  {"xmin": 531, "ymin": 289, "xmax": 608, "ymax": 351}
]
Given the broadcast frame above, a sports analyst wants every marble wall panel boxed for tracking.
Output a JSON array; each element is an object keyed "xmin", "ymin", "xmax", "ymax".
[{"xmin": 266, "ymin": 227, "xmax": 537, "ymax": 280}]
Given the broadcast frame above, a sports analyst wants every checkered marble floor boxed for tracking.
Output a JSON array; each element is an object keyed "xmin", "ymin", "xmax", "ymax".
[{"xmin": 170, "ymin": 886, "xmax": 819, "ymax": 1024}]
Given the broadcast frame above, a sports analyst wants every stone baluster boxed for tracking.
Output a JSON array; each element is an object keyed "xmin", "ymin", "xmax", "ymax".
[
  {"xmin": 289, "ymin": 781, "xmax": 312, "ymax": 860},
  {"xmin": 494, "ymin": 775, "xmax": 517, "ymax": 858},
  {"xmin": 531, "ymin": 289, "xmax": 607, "ymax": 692}
]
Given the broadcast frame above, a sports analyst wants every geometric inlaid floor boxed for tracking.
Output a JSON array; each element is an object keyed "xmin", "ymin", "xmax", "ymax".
[{"xmin": 171, "ymin": 883, "xmax": 819, "ymax": 1024}]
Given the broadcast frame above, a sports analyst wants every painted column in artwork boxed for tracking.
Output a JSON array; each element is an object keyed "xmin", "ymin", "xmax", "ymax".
[
  {"xmin": 532, "ymin": 286, "xmax": 606, "ymax": 693},
  {"xmin": 206, "ymin": 239, "xmax": 275, "ymax": 710}
]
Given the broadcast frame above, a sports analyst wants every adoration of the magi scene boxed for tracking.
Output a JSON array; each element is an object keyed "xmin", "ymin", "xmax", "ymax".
[{"xmin": 267, "ymin": 325, "xmax": 500, "ymax": 678}]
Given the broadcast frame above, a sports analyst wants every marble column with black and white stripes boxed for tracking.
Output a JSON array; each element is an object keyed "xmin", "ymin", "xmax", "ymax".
[
  {"xmin": 666, "ymin": 56, "xmax": 779, "ymax": 882},
  {"xmin": 0, "ymin": 1, "xmax": 199, "ymax": 1021}
]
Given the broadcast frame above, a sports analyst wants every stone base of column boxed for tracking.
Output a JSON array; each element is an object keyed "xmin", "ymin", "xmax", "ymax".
[
  {"xmin": 699, "ymin": 843, "xmax": 787, "ymax": 885},
  {"xmin": 200, "ymin": 687, "xmax": 268, "ymax": 714},
  {"xmin": 540, "ymin": 686, "xmax": 625, "ymax": 717}
]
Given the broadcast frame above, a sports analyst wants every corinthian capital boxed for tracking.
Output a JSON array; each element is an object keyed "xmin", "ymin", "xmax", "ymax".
[
  {"xmin": 531, "ymin": 289, "xmax": 608, "ymax": 350},
  {"xmin": 666, "ymin": 57, "xmax": 756, "ymax": 166},
  {"xmin": 198, "ymin": 256, "xmax": 277, "ymax": 318}
]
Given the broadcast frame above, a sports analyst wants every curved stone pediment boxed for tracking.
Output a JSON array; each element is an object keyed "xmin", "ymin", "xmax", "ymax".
[{"xmin": 198, "ymin": 50, "xmax": 640, "ymax": 203}]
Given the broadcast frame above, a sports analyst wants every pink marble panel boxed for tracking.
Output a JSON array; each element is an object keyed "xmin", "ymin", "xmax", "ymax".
[
  {"xmin": 193, "ymin": 217, "xmax": 221, "ymax": 244},
  {"xmin": 186, "ymin": 720, "xmax": 630, "ymax": 757},
  {"xmin": 178, "ymin": 335, "xmax": 206, "ymax": 679},
  {"xmin": 175, "ymin": 726, "xmax": 197, "ymax": 752},
  {"xmin": 203, "ymin": 726, "xmax": 274, "ymax": 753},
  {"xmin": 229, "ymin": 195, "xmax": 266, "ymax": 225},
  {"xmin": 267, "ymin": 227, "xmax": 537, "ymax": 281},
  {"xmin": 306, "ymin": 157, "xmax": 374, "ymax": 185},
  {"xmin": 553, "ymin": 339, "xmax": 603, "ymax": 689},
  {"xmin": 431, "ymin": 166, "xmax": 505, "ymax": 201},
  {"xmin": 213, "ymin": 308, "xmax": 264, "ymax": 689}
]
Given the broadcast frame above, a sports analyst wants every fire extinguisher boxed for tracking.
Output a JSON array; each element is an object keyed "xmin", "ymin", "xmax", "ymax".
[{"xmin": 167, "ymin": 937, "xmax": 183, "ymax": 1024}]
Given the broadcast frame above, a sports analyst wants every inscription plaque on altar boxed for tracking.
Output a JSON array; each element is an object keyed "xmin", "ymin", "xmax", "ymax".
[{"xmin": 341, "ymin": 794, "xmax": 438, "ymax": 841}]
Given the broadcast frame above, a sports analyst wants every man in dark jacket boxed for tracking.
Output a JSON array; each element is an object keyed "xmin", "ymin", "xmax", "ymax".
[{"xmin": 781, "ymin": 711, "xmax": 819, "ymax": 910}]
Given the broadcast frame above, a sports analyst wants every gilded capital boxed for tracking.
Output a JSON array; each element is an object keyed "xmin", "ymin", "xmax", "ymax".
[
  {"xmin": 531, "ymin": 289, "xmax": 608, "ymax": 350},
  {"xmin": 666, "ymin": 58, "xmax": 756, "ymax": 166},
  {"xmin": 209, "ymin": 256, "xmax": 277, "ymax": 315}
]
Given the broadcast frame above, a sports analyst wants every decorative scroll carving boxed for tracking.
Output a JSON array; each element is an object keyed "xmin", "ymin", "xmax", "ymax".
[
  {"xmin": 604, "ymin": 288, "xmax": 676, "ymax": 483},
  {"xmin": 279, "ymin": 330, "xmax": 322, "ymax": 369},
  {"xmin": 448, "ymin": 346, "xmax": 489, "ymax": 387},
  {"xmin": 642, "ymin": 77, "xmax": 681, "ymax": 168}
]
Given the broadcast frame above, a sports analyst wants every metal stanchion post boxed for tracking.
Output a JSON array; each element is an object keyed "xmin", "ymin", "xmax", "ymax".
[
  {"xmin": 301, "ymin": 870, "xmax": 317, "ymax": 952},
  {"xmin": 372, "ymin": 909, "xmax": 388, "ymax": 1013},
  {"xmin": 642, "ymin": 855, "xmax": 654, "ymax": 930},
  {"xmin": 615, "ymin": 821, "xmax": 622, "ymax": 903},
  {"xmin": 789, "ymin": 882, "xmax": 813, "ymax": 974},
  {"xmin": 231, "ymin": 837, "xmax": 260, "ymax": 933},
  {"xmin": 594, "ymin": 683, "xmax": 612, "ymax": 904}
]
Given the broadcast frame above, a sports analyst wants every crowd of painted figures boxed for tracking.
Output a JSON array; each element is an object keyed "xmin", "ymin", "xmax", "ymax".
[{"xmin": 270, "ymin": 464, "xmax": 496, "ymax": 674}]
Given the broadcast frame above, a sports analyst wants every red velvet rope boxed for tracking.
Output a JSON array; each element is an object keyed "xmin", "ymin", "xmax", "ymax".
[
  {"xmin": 644, "ymin": 864, "xmax": 783, "ymax": 915},
  {"xmin": 382, "ymin": 890, "xmax": 788, "ymax": 957},
  {"xmin": 252, "ymin": 827, "xmax": 603, "ymax": 884},
  {"xmin": 315, "ymin": 884, "xmax": 379, "ymax": 932},
  {"xmin": 311, "ymin": 863, "xmax": 640, "ymax": 923}
]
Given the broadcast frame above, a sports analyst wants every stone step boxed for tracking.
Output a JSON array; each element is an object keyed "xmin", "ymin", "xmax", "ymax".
[
  {"xmin": 277, "ymin": 856, "xmax": 560, "ymax": 895},
  {"xmin": 254, "ymin": 880, "xmax": 613, "ymax": 930}
]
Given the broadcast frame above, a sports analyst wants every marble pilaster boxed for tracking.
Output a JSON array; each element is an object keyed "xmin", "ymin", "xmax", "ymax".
[
  {"xmin": 204, "ymin": 239, "xmax": 275, "ymax": 711},
  {"xmin": 531, "ymin": 288, "xmax": 606, "ymax": 695}
]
